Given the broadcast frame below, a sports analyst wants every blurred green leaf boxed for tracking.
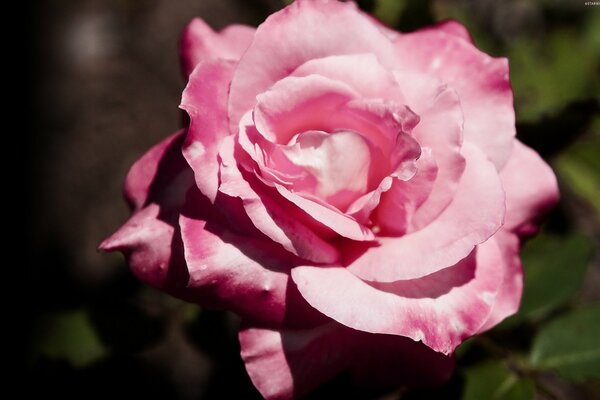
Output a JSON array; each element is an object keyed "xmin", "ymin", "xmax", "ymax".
[
  {"xmin": 556, "ymin": 118, "xmax": 600, "ymax": 216},
  {"xmin": 509, "ymin": 28, "xmax": 599, "ymax": 123},
  {"xmin": 517, "ymin": 233, "xmax": 594, "ymax": 321},
  {"xmin": 463, "ymin": 361, "xmax": 535, "ymax": 400},
  {"xmin": 587, "ymin": 12, "xmax": 600, "ymax": 55},
  {"xmin": 530, "ymin": 305, "xmax": 600, "ymax": 381},
  {"xmin": 374, "ymin": 0, "xmax": 407, "ymax": 27},
  {"xmin": 455, "ymin": 337, "xmax": 475, "ymax": 360},
  {"xmin": 33, "ymin": 309, "xmax": 108, "ymax": 367}
]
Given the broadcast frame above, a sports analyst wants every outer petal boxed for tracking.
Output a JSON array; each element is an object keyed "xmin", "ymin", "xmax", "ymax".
[
  {"xmin": 239, "ymin": 322, "xmax": 454, "ymax": 400},
  {"xmin": 121, "ymin": 131, "xmax": 190, "ymax": 211},
  {"xmin": 477, "ymin": 232, "xmax": 522, "ymax": 332},
  {"xmin": 99, "ymin": 131, "xmax": 197, "ymax": 299},
  {"xmin": 292, "ymin": 238, "xmax": 504, "ymax": 355},
  {"xmin": 477, "ymin": 141, "xmax": 559, "ymax": 330},
  {"xmin": 180, "ymin": 18, "xmax": 254, "ymax": 77},
  {"xmin": 100, "ymin": 204, "xmax": 185, "ymax": 290},
  {"xmin": 179, "ymin": 189, "xmax": 327, "ymax": 328},
  {"xmin": 394, "ymin": 29, "xmax": 514, "ymax": 168},
  {"xmin": 240, "ymin": 323, "xmax": 347, "ymax": 400},
  {"xmin": 228, "ymin": 0, "xmax": 396, "ymax": 131},
  {"xmin": 347, "ymin": 142, "xmax": 505, "ymax": 282},
  {"xmin": 499, "ymin": 140, "xmax": 560, "ymax": 236},
  {"xmin": 181, "ymin": 59, "xmax": 236, "ymax": 202}
]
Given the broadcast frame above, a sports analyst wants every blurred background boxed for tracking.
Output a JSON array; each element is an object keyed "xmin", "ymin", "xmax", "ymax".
[{"xmin": 29, "ymin": 0, "xmax": 599, "ymax": 399}]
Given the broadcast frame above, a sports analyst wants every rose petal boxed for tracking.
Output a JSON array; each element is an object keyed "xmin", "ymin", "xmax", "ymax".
[
  {"xmin": 477, "ymin": 232, "xmax": 522, "ymax": 332},
  {"xmin": 121, "ymin": 130, "xmax": 189, "ymax": 211},
  {"xmin": 291, "ymin": 53, "xmax": 405, "ymax": 103},
  {"xmin": 252, "ymin": 87, "xmax": 421, "ymax": 177},
  {"xmin": 392, "ymin": 72, "xmax": 466, "ymax": 231},
  {"xmin": 218, "ymin": 135, "xmax": 340, "ymax": 264},
  {"xmin": 179, "ymin": 189, "xmax": 327, "ymax": 328},
  {"xmin": 347, "ymin": 142, "xmax": 505, "ymax": 282},
  {"xmin": 424, "ymin": 20, "xmax": 474, "ymax": 43},
  {"xmin": 499, "ymin": 140, "xmax": 560, "ymax": 236},
  {"xmin": 477, "ymin": 141, "xmax": 559, "ymax": 330},
  {"xmin": 373, "ymin": 148, "xmax": 438, "ymax": 235},
  {"xmin": 253, "ymin": 74, "xmax": 358, "ymax": 144},
  {"xmin": 180, "ymin": 18, "xmax": 254, "ymax": 77},
  {"xmin": 239, "ymin": 121, "xmax": 380, "ymax": 242},
  {"xmin": 100, "ymin": 205, "xmax": 185, "ymax": 290},
  {"xmin": 229, "ymin": 0, "xmax": 395, "ymax": 131},
  {"xmin": 239, "ymin": 321, "xmax": 454, "ymax": 400},
  {"xmin": 292, "ymin": 237, "xmax": 504, "ymax": 355},
  {"xmin": 244, "ymin": 93, "xmax": 422, "ymax": 239},
  {"xmin": 334, "ymin": 98, "xmax": 422, "ymax": 164},
  {"xmin": 394, "ymin": 29, "xmax": 514, "ymax": 168},
  {"xmin": 274, "ymin": 130, "xmax": 386, "ymax": 210},
  {"xmin": 271, "ymin": 179, "xmax": 375, "ymax": 241},
  {"xmin": 99, "ymin": 131, "xmax": 197, "ymax": 299},
  {"xmin": 239, "ymin": 323, "xmax": 348, "ymax": 400},
  {"xmin": 180, "ymin": 59, "xmax": 236, "ymax": 202}
]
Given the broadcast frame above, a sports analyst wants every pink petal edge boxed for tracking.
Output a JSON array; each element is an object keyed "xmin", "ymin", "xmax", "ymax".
[
  {"xmin": 292, "ymin": 236, "xmax": 504, "ymax": 355},
  {"xmin": 180, "ymin": 18, "xmax": 254, "ymax": 77},
  {"xmin": 180, "ymin": 59, "xmax": 236, "ymax": 202},
  {"xmin": 348, "ymin": 142, "xmax": 505, "ymax": 282}
]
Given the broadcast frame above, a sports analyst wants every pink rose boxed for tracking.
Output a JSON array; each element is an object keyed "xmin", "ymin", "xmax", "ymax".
[{"xmin": 100, "ymin": 1, "xmax": 559, "ymax": 398}]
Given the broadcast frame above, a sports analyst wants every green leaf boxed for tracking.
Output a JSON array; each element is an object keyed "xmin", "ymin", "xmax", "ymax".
[
  {"xmin": 455, "ymin": 337, "xmax": 475, "ymax": 360},
  {"xmin": 517, "ymin": 233, "xmax": 594, "ymax": 320},
  {"xmin": 33, "ymin": 309, "xmax": 108, "ymax": 367},
  {"xmin": 463, "ymin": 361, "xmax": 535, "ymax": 400},
  {"xmin": 530, "ymin": 305, "xmax": 600, "ymax": 381},
  {"xmin": 508, "ymin": 28, "xmax": 599, "ymax": 123},
  {"xmin": 374, "ymin": 0, "xmax": 407, "ymax": 27},
  {"xmin": 556, "ymin": 119, "xmax": 600, "ymax": 217}
]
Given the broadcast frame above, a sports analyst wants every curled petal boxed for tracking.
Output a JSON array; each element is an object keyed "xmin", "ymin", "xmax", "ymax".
[
  {"xmin": 218, "ymin": 135, "xmax": 340, "ymax": 264},
  {"xmin": 292, "ymin": 238, "xmax": 504, "ymax": 355},
  {"xmin": 180, "ymin": 18, "xmax": 254, "ymax": 77},
  {"xmin": 100, "ymin": 131, "xmax": 197, "ymax": 301},
  {"xmin": 100, "ymin": 205, "xmax": 185, "ymax": 291},
  {"xmin": 347, "ymin": 142, "xmax": 504, "ymax": 282},
  {"xmin": 122, "ymin": 130, "xmax": 190, "ymax": 211},
  {"xmin": 394, "ymin": 29, "xmax": 514, "ymax": 168},
  {"xmin": 181, "ymin": 60, "xmax": 236, "ymax": 202},
  {"xmin": 392, "ymin": 72, "xmax": 465, "ymax": 231},
  {"xmin": 373, "ymin": 148, "xmax": 438, "ymax": 235},
  {"xmin": 271, "ymin": 178, "xmax": 375, "ymax": 241},
  {"xmin": 253, "ymin": 75, "xmax": 358, "ymax": 144},
  {"xmin": 292, "ymin": 53, "xmax": 405, "ymax": 103}
]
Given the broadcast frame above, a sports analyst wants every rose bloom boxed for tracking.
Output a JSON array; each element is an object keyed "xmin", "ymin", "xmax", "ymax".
[{"xmin": 100, "ymin": 0, "xmax": 559, "ymax": 398}]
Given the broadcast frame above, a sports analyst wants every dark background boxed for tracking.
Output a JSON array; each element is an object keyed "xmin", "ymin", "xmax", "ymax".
[{"xmin": 29, "ymin": 1, "xmax": 599, "ymax": 399}]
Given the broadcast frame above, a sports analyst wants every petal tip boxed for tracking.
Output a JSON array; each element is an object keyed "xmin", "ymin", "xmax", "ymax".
[{"xmin": 97, "ymin": 231, "xmax": 123, "ymax": 252}]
